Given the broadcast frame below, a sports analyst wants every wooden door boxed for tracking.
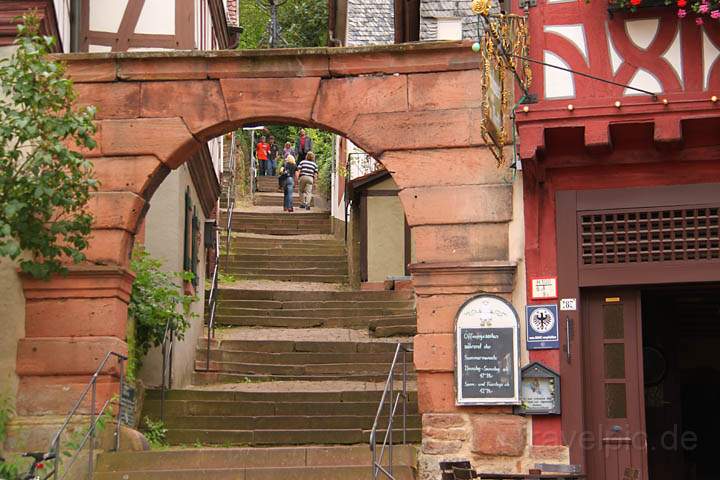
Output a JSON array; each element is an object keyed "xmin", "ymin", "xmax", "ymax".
[{"xmin": 582, "ymin": 290, "xmax": 648, "ymax": 480}]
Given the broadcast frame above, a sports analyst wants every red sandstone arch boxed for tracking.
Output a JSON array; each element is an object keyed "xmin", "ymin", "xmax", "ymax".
[{"xmin": 18, "ymin": 42, "xmax": 517, "ymax": 416}]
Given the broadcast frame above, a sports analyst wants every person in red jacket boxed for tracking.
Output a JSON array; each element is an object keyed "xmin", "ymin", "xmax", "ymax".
[{"xmin": 256, "ymin": 136, "xmax": 269, "ymax": 176}]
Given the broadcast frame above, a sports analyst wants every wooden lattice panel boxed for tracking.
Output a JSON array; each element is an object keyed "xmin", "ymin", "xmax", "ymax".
[{"xmin": 580, "ymin": 207, "xmax": 720, "ymax": 265}]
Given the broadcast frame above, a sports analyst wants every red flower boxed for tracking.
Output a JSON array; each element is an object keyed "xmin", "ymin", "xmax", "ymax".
[
  {"xmin": 677, "ymin": 0, "xmax": 687, "ymax": 6},
  {"xmin": 630, "ymin": 0, "xmax": 641, "ymax": 5}
]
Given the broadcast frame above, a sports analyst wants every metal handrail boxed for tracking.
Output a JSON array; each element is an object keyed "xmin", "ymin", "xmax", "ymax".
[
  {"xmin": 49, "ymin": 351, "xmax": 127, "ymax": 480},
  {"xmin": 205, "ymin": 131, "xmax": 238, "ymax": 371},
  {"xmin": 369, "ymin": 343, "xmax": 412, "ymax": 480}
]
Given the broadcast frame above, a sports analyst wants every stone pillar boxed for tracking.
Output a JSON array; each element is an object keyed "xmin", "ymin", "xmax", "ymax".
[
  {"xmin": 15, "ymin": 154, "xmax": 163, "ymax": 415},
  {"xmin": 382, "ymin": 146, "xmax": 535, "ymax": 478},
  {"xmin": 17, "ymin": 267, "xmax": 133, "ymax": 415}
]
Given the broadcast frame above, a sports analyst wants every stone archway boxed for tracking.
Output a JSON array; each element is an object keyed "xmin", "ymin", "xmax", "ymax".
[{"xmin": 18, "ymin": 42, "xmax": 518, "ymax": 425}]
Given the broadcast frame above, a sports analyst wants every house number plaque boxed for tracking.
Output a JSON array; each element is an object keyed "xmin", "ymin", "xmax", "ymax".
[{"xmin": 455, "ymin": 295, "xmax": 520, "ymax": 406}]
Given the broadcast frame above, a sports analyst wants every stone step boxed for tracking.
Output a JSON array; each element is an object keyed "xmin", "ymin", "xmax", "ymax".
[
  {"xmin": 369, "ymin": 316, "xmax": 418, "ymax": 338},
  {"xmin": 211, "ymin": 315, "xmax": 411, "ymax": 329},
  {"xmin": 162, "ymin": 428, "xmax": 421, "ymax": 447},
  {"xmin": 234, "ymin": 227, "xmax": 332, "ymax": 236},
  {"xmin": 225, "ymin": 266, "xmax": 348, "ymax": 276},
  {"xmin": 221, "ymin": 273, "xmax": 348, "ymax": 283},
  {"xmin": 228, "ymin": 218, "xmax": 330, "ymax": 226},
  {"xmin": 200, "ymin": 339, "xmax": 411, "ymax": 353},
  {"xmin": 149, "ymin": 414, "xmax": 421, "ymax": 431},
  {"xmin": 224, "ymin": 260, "xmax": 347, "ymax": 269},
  {"xmin": 95, "ymin": 445, "xmax": 417, "ymax": 479},
  {"xmin": 214, "ymin": 299, "xmax": 414, "ymax": 310},
  {"xmin": 196, "ymin": 360, "xmax": 416, "ymax": 379},
  {"xmin": 228, "ymin": 246, "xmax": 346, "ymax": 255},
  {"xmin": 226, "ymin": 212, "xmax": 330, "ymax": 221},
  {"xmin": 193, "ymin": 370, "xmax": 415, "ymax": 384},
  {"xmin": 97, "ymin": 466, "xmax": 416, "ymax": 480},
  {"xmin": 217, "ymin": 289, "xmax": 414, "ymax": 302},
  {"xmin": 253, "ymin": 193, "xmax": 304, "ymax": 207},
  {"xmin": 201, "ymin": 350, "xmax": 412, "ymax": 365},
  {"xmin": 143, "ymin": 399, "xmax": 419, "ymax": 418},
  {"xmin": 215, "ymin": 307, "xmax": 408, "ymax": 318},
  {"xmin": 144, "ymin": 389, "xmax": 418, "ymax": 403}
]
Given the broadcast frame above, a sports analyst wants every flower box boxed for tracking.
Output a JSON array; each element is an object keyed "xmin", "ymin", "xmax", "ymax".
[{"xmin": 608, "ymin": 0, "xmax": 720, "ymax": 21}]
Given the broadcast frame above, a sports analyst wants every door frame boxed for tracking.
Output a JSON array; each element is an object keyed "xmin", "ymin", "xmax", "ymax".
[{"xmin": 555, "ymin": 185, "xmax": 720, "ymax": 469}]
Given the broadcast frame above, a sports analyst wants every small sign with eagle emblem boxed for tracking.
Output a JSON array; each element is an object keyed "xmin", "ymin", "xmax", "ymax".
[{"xmin": 526, "ymin": 304, "xmax": 560, "ymax": 350}]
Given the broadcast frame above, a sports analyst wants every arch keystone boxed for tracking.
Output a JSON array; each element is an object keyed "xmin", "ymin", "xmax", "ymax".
[{"xmin": 221, "ymin": 77, "xmax": 320, "ymax": 126}]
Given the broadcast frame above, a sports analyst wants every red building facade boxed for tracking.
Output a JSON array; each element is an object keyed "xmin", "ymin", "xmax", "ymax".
[{"xmin": 516, "ymin": 2, "xmax": 720, "ymax": 479}]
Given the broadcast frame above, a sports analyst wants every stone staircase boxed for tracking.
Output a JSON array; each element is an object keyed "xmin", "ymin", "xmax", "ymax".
[
  {"xmin": 95, "ymin": 445, "xmax": 417, "ymax": 479},
  {"xmin": 102, "ymin": 205, "xmax": 419, "ymax": 479},
  {"xmin": 225, "ymin": 235, "xmax": 349, "ymax": 283},
  {"xmin": 254, "ymin": 175, "xmax": 305, "ymax": 207}
]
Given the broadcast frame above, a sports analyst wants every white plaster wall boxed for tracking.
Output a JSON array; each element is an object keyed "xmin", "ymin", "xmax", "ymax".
[
  {"xmin": 140, "ymin": 165, "xmax": 207, "ymax": 389},
  {"xmin": 0, "ymin": 46, "xmax": 23, "ymax": 407}
]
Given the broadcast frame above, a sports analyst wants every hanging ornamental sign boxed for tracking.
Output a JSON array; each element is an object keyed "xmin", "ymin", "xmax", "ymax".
[
  {"xmin": 455, "ymin": 295, "xmax": 521, "ymax": 406},
  {"xmin": 471, "ymin": 0, "xmax": 532, "ymax": 166}
]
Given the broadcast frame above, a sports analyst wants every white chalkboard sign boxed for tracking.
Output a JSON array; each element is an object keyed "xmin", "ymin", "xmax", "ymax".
[{"xmin": 455, "ymin": 295, "xmax": 521, "ymax": 405}]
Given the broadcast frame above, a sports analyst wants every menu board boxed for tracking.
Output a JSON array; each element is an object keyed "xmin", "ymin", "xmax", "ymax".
[{"xmin": 455, "ymin": 295, "xmax": 520, "ymax": 405}]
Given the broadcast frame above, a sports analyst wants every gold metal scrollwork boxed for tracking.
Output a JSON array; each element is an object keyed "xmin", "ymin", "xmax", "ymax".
[{"xmin": 477, "ymin": 14, "xmax": 532, "ymax": 166}]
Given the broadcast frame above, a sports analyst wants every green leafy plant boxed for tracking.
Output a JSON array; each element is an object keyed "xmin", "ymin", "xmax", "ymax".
[
  {"xmin": 127, "ymin": 247, "xmax": 197, "ymax": 381},
  {"xmin": 62, "ymin": 404, "xmax": 114, "ymax": 459},
  {"xmin": 143, "ymin": 417, "xmax": 168, "ymax": 449},
  {"xmin": 0, "ymin": 15, "xmax": 98, "ymax": 279},
  {"xmin": 217, "ymin": 272, "xmax": 237, "ymax": 284},
  {"xmin": 0, "ymin": 396, "xmax": 21, "ymax": 480}
]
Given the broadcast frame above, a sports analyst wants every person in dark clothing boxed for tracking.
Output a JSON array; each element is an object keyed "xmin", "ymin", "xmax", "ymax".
[
  {"xmin": 281, "ymin": 155, "xmax": 297, "ymax": 212},
  {"xmin": 294, "ymin": 129, "xmax": 313, "ymax": 163},
  {"xmin": 267, "ymin": 135, "xmax": 279, "ymax": 176}
]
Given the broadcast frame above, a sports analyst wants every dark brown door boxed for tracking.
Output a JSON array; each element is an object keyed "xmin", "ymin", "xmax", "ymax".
[{"xmin": 582, "ymin": 289, "xmax": 648, "ymax": 480}]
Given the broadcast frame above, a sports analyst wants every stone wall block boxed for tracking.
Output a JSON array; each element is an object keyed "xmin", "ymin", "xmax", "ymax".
[
  {"xmin": 417, "ymin": 372, "xmax": 456, "ymax": 413},
  {"xmin": 328, "ymin": 44, "xmax": 479, "ymax": 76},
  {"xmin": 380, "ymin": 148, "xmax": 509, "ymax": 189},
  {"xmin": 16, "ymin": 336, "xmax": 128, "ymax": 377},
  {"xmin": 414, "ymin": 333, "xmax": 454, "ymax": 372},
  {"xmin": 92, "ymin": 156, "xmax": 165, "ymax": 196},
  {"xmin": 423, "ymin": 426, "xmax": 469, "ymax": 441},
  {"xmin": 26, "ymin": 298, "xmax": 127, "ymax": 338},
  {"xmin": 350, "ymin": 109, "xmax": 476, "ymax": 155},
  {"xmin": 408, "ymin": 70, "xmax": 482, "ymax": 111},
  {"xmin": 471, "ymin": 415, "xmax": 527, "ymax": 457},
  {"xmin": 75, "ymin": 82, "xmax": 141, "ymax": 119},
  {"xmin": 84, "ymin": 229, "xmax": 135, "ymax": 266},
  {"xmin": 89, "ymin": 191, "xmax": 145, "ymax": 232},
  {"xmin": 100, "ymin": 118, "xmax": 200, "ymax": 169},
  {"xmin": 422, "ymin": 438, "xmax": 463, "ymax": 455},
  {"xmin": 208, "ymin": 54, "xmax": 329, "ymax": 78},
  {"xmin": 141, "ymin": 80, "xmax": 229, "ymax": 138},
  {"xmin": 16, "ymin": 375, "xmax": 120, "ymax": 416},
  {"xmin": 221, "ymin": 77, "xmax": 320, "ymax": 127},
  {"xmin": 118, "ymin": 57, "xmax": 208, "ymax": 81},
  {"xmin": 422, "ymin": 413, "xmax": 467, "ymax": 429},
  {"xmin": 62, "ymin": 58, "xmax": 117, "ymax": 82},
  {"xmin": 400, "ymin": 184, "xmax": 512, "ymax": 227},
  {"xmin": 412, "ymin": 224, "xmax": 509, "ymax": 264},
  {"xmin": 312, "ymin": 75, "xmax": 408, "ymax": 134}
]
